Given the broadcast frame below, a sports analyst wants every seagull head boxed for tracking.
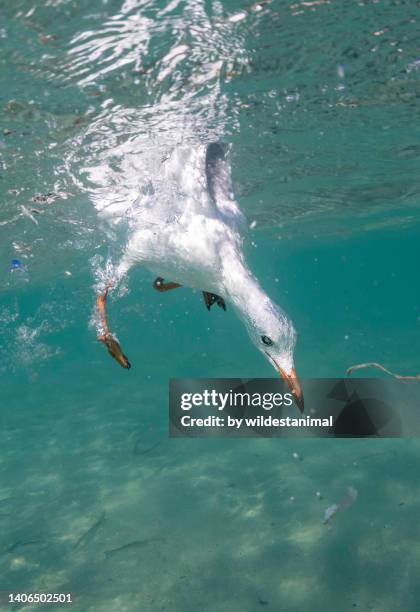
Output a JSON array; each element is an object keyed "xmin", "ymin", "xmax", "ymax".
[
  {"xmin": 221, "ymin": 245, "xmax": 303, "ymax": 412},
  {"xmin": 243, "ymin": 297, "xmax": 304, "ymax": 413}
]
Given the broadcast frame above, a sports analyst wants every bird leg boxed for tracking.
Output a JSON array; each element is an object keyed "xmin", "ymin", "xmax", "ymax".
[
  {"xmin": 203, "ymin": 291, "xmax": 226, "ymax": 311},
  {"xmin": 96, "ymin": 283, "xmax": 131, "ymax": 369},
  {"xmin": 96, "ymin": 283, "xmax": 111, "ymax": 336},
  {"xmin": 153, "ymin": 277, "xmax": 182, "ymax": 292}
]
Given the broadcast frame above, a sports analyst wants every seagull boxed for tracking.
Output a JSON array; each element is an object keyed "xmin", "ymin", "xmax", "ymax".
[{"xmin": 96, "ymin": 143, "xmax": 304, "ymax": 412}]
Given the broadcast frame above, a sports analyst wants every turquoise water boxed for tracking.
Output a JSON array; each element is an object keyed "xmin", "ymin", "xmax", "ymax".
[{"xmin": 1, "ymin": 0, "xmax": 420, "ymax": 610}]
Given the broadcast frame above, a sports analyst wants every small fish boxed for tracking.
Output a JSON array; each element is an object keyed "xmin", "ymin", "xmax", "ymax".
[
  {"xmin": 323, "ymin": 504, "xmax": 339, "ymax": 524},
  {"xmin": 323, "ymin": 486, "xmax": 358, "ymax": 524},
  {"xmin": 340, "ymin": 486, "xmax": 358, "ymax": 509},
  {"xmin": 133, "ymin": 440, "xmax": 162, "ymax": 456},
  {"xmin": 356, "ymin": 450, "xmax": 396, "ymax": 463},
  {"xmin": 104, "ymin": 538, "xmax": 161, "ymax": 560},
  {"xmin": 74, "ymin": 512, "xmax": 106, "ymax": 549},
  {"xmin": 6, "ymin": 540, "xmax": 42, "ymax": 553}
]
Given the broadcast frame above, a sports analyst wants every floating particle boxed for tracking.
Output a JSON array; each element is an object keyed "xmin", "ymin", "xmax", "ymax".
[
  {"xmin": 229, "ymin": 11, "xmax": 247, "ymax": 23},
  {"xmin": 10, "ymin": 259, "xmax": 23, "ymax": 271},
  {"xmin": 249, "ymin": 220, "xmax": 257, "ymax": 229}
]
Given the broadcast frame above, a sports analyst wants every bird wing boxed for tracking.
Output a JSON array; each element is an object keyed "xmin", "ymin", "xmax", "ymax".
[{"xmin": 205, "ymin": 143, "xmax": 246, "ymax": 230}]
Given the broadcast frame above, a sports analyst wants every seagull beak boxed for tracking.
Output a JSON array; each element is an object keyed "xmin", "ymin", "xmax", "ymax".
[{"xmin": 278, "ymin": 367, "xmax": 304, "ymax": 413}]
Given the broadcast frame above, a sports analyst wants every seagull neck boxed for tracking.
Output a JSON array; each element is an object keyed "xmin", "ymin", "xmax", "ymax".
[{"xmin": 222, "ymin": 255, "xmax": 267, "ymax": 320}]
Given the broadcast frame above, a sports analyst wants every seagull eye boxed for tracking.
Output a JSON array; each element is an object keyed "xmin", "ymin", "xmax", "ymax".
[{"xmin": 261, "ymin": 335, "xmax": 273, "ymax": 346}]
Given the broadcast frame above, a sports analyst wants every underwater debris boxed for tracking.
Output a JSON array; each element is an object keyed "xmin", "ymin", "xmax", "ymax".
[
  {"xmin": 8, "ymin": 259, "xmax": 29, "ymax": 285},
  {"xmin": 9, "ymin": 259, "xmax": 24, "ymax": 271},
  {"xmin": 31, "ymin": 191, "xmax": 72, "ymax": 205},
  {"xmin": 32, "ymin": 192, "xmax": 56, "ymax": 204},
  {"xmin": 347, "ymin": 362, "xmax": 420, "ymax": 380},
  {"xmin": 323, "ymin": 486, "xmax": 358, "ymax": 524},
  {"xmin": 74, "ymin": 512, "xmax": 106, "ymax": 549}
]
